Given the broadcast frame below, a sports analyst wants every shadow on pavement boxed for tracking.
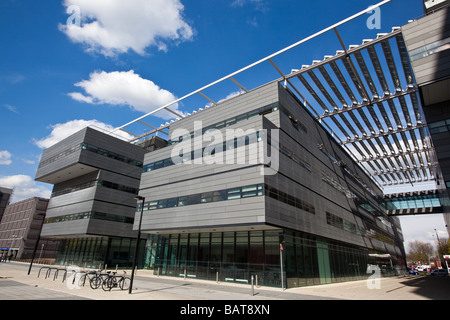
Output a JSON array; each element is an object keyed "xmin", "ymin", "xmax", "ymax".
[{"xmin": 396, "ymin": 276, "xmax": 450, "ymax": 300}]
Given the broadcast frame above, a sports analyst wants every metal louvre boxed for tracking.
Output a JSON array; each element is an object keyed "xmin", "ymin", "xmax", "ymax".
[{"xmin": 285, "ymin": 30, "xmax": 435, "ymax": 188}]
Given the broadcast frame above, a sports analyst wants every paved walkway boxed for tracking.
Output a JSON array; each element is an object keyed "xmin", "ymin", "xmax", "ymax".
[{"xmin": 1, "ymin": 262, "xmax": 449, "ymax": 301}]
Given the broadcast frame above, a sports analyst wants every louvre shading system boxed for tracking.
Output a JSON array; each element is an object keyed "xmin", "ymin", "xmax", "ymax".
[
  {"xmin": 284, "ymin": 29, "xmax": 435, "ymax": 189},
  {"xmin": 111, "ymin": 0, "xmax": 437, "ymax": 191}
]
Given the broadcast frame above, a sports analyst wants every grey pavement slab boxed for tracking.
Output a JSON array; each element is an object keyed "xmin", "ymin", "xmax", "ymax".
[
  {"xmin": 1, "ymin": 262, "xmax": 449, "ymax": 302},
  {"xmin": 0, "ymin": 278, "xmax": 91, "ymax": 300}
]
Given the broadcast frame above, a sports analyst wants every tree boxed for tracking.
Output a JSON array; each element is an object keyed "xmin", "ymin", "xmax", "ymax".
[
  {"xmin": 406, "ymin": 240, "xmax": 433, "ymax": 264},
  {"xmin": 436, "ymin": 237, "xmax": 449, "ymax": 257}
]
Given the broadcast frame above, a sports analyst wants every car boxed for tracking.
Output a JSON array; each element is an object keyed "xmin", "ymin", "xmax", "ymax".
[
  {"xmin": 430, "ymin": 269, "xmax": 448, "ymax": 276},
  {"xmin": 416, "ymin": 265, "xmax": 431, "ymax": 272},
  {"xmin": 408, "ymin": 269, "xmax": 419, "ymax": 275}
]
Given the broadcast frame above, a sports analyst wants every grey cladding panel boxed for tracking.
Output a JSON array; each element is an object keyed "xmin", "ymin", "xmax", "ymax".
[{"xmin": 170, "ymin": 81, "xmax": 279, "ymax": 135}]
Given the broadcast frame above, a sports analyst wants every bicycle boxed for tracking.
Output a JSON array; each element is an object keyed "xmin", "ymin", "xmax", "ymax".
[
  {"xmin": 102, "ymin": 271, "xmax": 131, "ymax": 291},
  {"xmin": 78, "ymin": 270, "xmax": 101, "ymax": 287},
  {"xmin": 89, "ymin": 271, "xmax": 115, "ymax": 289}
]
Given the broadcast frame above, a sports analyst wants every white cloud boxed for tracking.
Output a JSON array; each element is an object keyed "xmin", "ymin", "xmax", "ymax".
[
  {"xmin": 0, "ymin": 151, "xmax": 12, "ymax": 165},
  {"xmin": 0, "ymin": 175, "xmax": 52, "ymax": 203},
  {"xmin": 67, "ymin": 92, "xmax": 93, "ymax": 104},
  {"xmin": 22, "ymin": 159, "xmax": 36, "ymax": 165},
  {"xmin": 231, "ymin": 0, "xmax": 268, "ymax": 12},
  {"xmin": 69, "ymin": 70, "xmax": 183, "ymax": 119},
  {"xmin": 3, "ymin": 104, "xmax": 19, "ymax": 114},
  {"xmin": 59, "ymin": 0, "xmax": 194, "ymax": 57},
  {"xmin": 33, "ymin": 119, "xmax": 133, "ymax": 149}
]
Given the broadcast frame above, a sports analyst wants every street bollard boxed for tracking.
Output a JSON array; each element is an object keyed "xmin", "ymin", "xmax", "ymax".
[{"xmin": 251, "ymin": 275, "xmax": 254, "ymax": 296}]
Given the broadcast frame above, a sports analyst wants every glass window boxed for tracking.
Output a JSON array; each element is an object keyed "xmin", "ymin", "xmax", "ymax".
[
  {"xmin": 235, "ymin": 232, "xmax": 249, "ymax": 273},
  {"xmin": 247, "ymin": 110, "xmax": 259, "ymax": 119},
  {"xmin": 227, "ymin": 188, "xmax": 241, "ymax": 200},
  {"xmin": 222, "ymin": 232, "xmax": 235, "ymax": 269},
  {"xmin": 144, "ymin": 163, "xmax": 154, "ymax": 172},
  {"xmin": 215, "ymin": 121, "xmax": 225, "ymax": 129},
  {"xmin": 149, "ymin": 201, "xmax": 158, "ymax": 210},
  {"xmin": 209, "ymin": 233, "xmax": 222, "ymax": 271},
  {"xmin": 278, "ymin": 190, "xmax": 287, "ymax": 203},
  {"xmin": 236, "ymin": 114, "xmax": 247, "ymax": 123},
  {"xmin": 213, "ymin": 190, "xmax": 227, "ymax": 202},
  {"xmin": 188, "ymin": 233, "xmax": 199, "ymax": 268},
  {"xmin": 158, "ymin": 199, "xmax": 168, "ymax": 209},
  {"xmin": 287, "ymin": 194, "xmax": 296, "ymax": 206},
  {"xmin": 428, "ymin": 120, "xmax": 446, "ymax": 129},
  {"xmin": 197, "ymin": 233, "xmax": 210, "ymax": 271},
  {"xmin": 201, "ymin": 192, "xmax": 212, "ymax": 203},
  {"xmin": 167, "ymin": 198, "xmax": 178, "ymax": 208},
  {"xmin": 178, "ymin": 234, "xmax": 188, "ymax": 268},
  {"xmin": 188, "ymin": 194, "xmax": 201, "ymax": 205},
  {"xmin": 269, "ymin": 187, "xmax": 278, "ymax": 200},
  {"xmin": 343, "ymin": 220, "xmax": 352, "ymax": 233},
  {"xmin": 225, "ymin": 118, "xmax": 236, "ymax": 127},
  {"xmin": 430, "ymin": 126, "xmax": 449, "ymax": 134},
  {"xmin": 249, "ymin": 231, "xmax": 264, "ymax": 269},
  {"xmin": 241, "ymin": 185, "xmax": 257, "ymax": 198},
  {"xmin": 178, "ymin": 196, "xmax": 188, "ymax": 207},
  {"xmin": 154, "ymin": 160, "xmax": 164, "ymax": 169},
  {"xmin": 257, "ymin": 184, "xmax": 264, "ymax": 196},
  {"xmin": 264, "ymin": 231, "xmax": 281, "ymax": 270},
  {"xmin": 163, "ymin": 158, "xmax": 174, "ymax": 167}
]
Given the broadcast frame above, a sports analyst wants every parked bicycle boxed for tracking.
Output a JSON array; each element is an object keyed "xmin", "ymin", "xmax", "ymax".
[
  {"xmin": 102, "ymin": 271, "xmax": 131, "ymax": 291},
  {"xmin": 89, "ymin": 270, "xmax": 115, "ymax": 290},
  {"xmin": 78, "ymin": 269, "xmax": 101, "ymax": 287}
]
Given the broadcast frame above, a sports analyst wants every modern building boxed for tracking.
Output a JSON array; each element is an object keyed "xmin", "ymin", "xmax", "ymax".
[
  {"xmin": 34, "ymin": 126, "xmax": 151, "ymax": 268},
  {"xmin": 402, "ymin": 2, "xmax": 450, "ymax": 235},
  {"xmin": 0, "ymin": 187, "xmax": 13, "ymax": 257},
  {"xmin": 0, "ymin": 197, "xmax": 58, "ymax": 261},
  {"xmin": 0, "ymin": 187, "xmax": 13, "ymax": 221},
  {"xmin": 34, "ymin": 1, "xmax": 450, "ymax": 289},
  {"xmin": 423, "ymin": 0, "xmax": 450, "ymax": 13},
  {"xmin": 135, "ymin": 80, "xmax": 405, "ymax": 288}
]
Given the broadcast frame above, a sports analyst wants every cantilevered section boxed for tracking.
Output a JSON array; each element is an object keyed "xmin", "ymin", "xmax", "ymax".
[{"xmin": 110, "ymin": 0, "xmax": 439, "ymax": 193}]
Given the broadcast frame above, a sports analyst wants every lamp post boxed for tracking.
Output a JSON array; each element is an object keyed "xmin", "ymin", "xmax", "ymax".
[
  {"xmin": 435, "ymin": 229, "xmax": 443, "ymax": 268},
  {"xmin": 129, "ymin": 195, "xmax": 145, "ymax": 294},
  {"xmin": 28, "ymin": 212, "xmax": 46, "ymax": 275}
]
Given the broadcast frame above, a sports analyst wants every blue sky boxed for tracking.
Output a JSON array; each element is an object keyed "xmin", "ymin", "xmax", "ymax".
[{"xmin": 0, "ymin": 0, "xmax": 446, "ymax": 249}]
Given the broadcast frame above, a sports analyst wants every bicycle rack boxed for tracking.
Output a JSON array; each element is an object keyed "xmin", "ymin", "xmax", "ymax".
[
  {"xmin": 37, "ymin": 267, "xmax": 69, "ymax": 282},
  {"xmin": 37, "ymin": 267, "xmax": 51, "ymax": 278},
  {"xmin": 53, "ymin": 268, "xmax": 68, "ymax": 282}
]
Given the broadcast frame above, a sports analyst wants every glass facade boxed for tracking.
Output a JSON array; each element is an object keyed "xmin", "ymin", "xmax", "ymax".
[
  {"xmin": 54, "ymin": 236, "xmax": 146, "ymax": 269},
  {"xmin": 145, "ymin": 228, "xmax": 389, "ymax": 289}
]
